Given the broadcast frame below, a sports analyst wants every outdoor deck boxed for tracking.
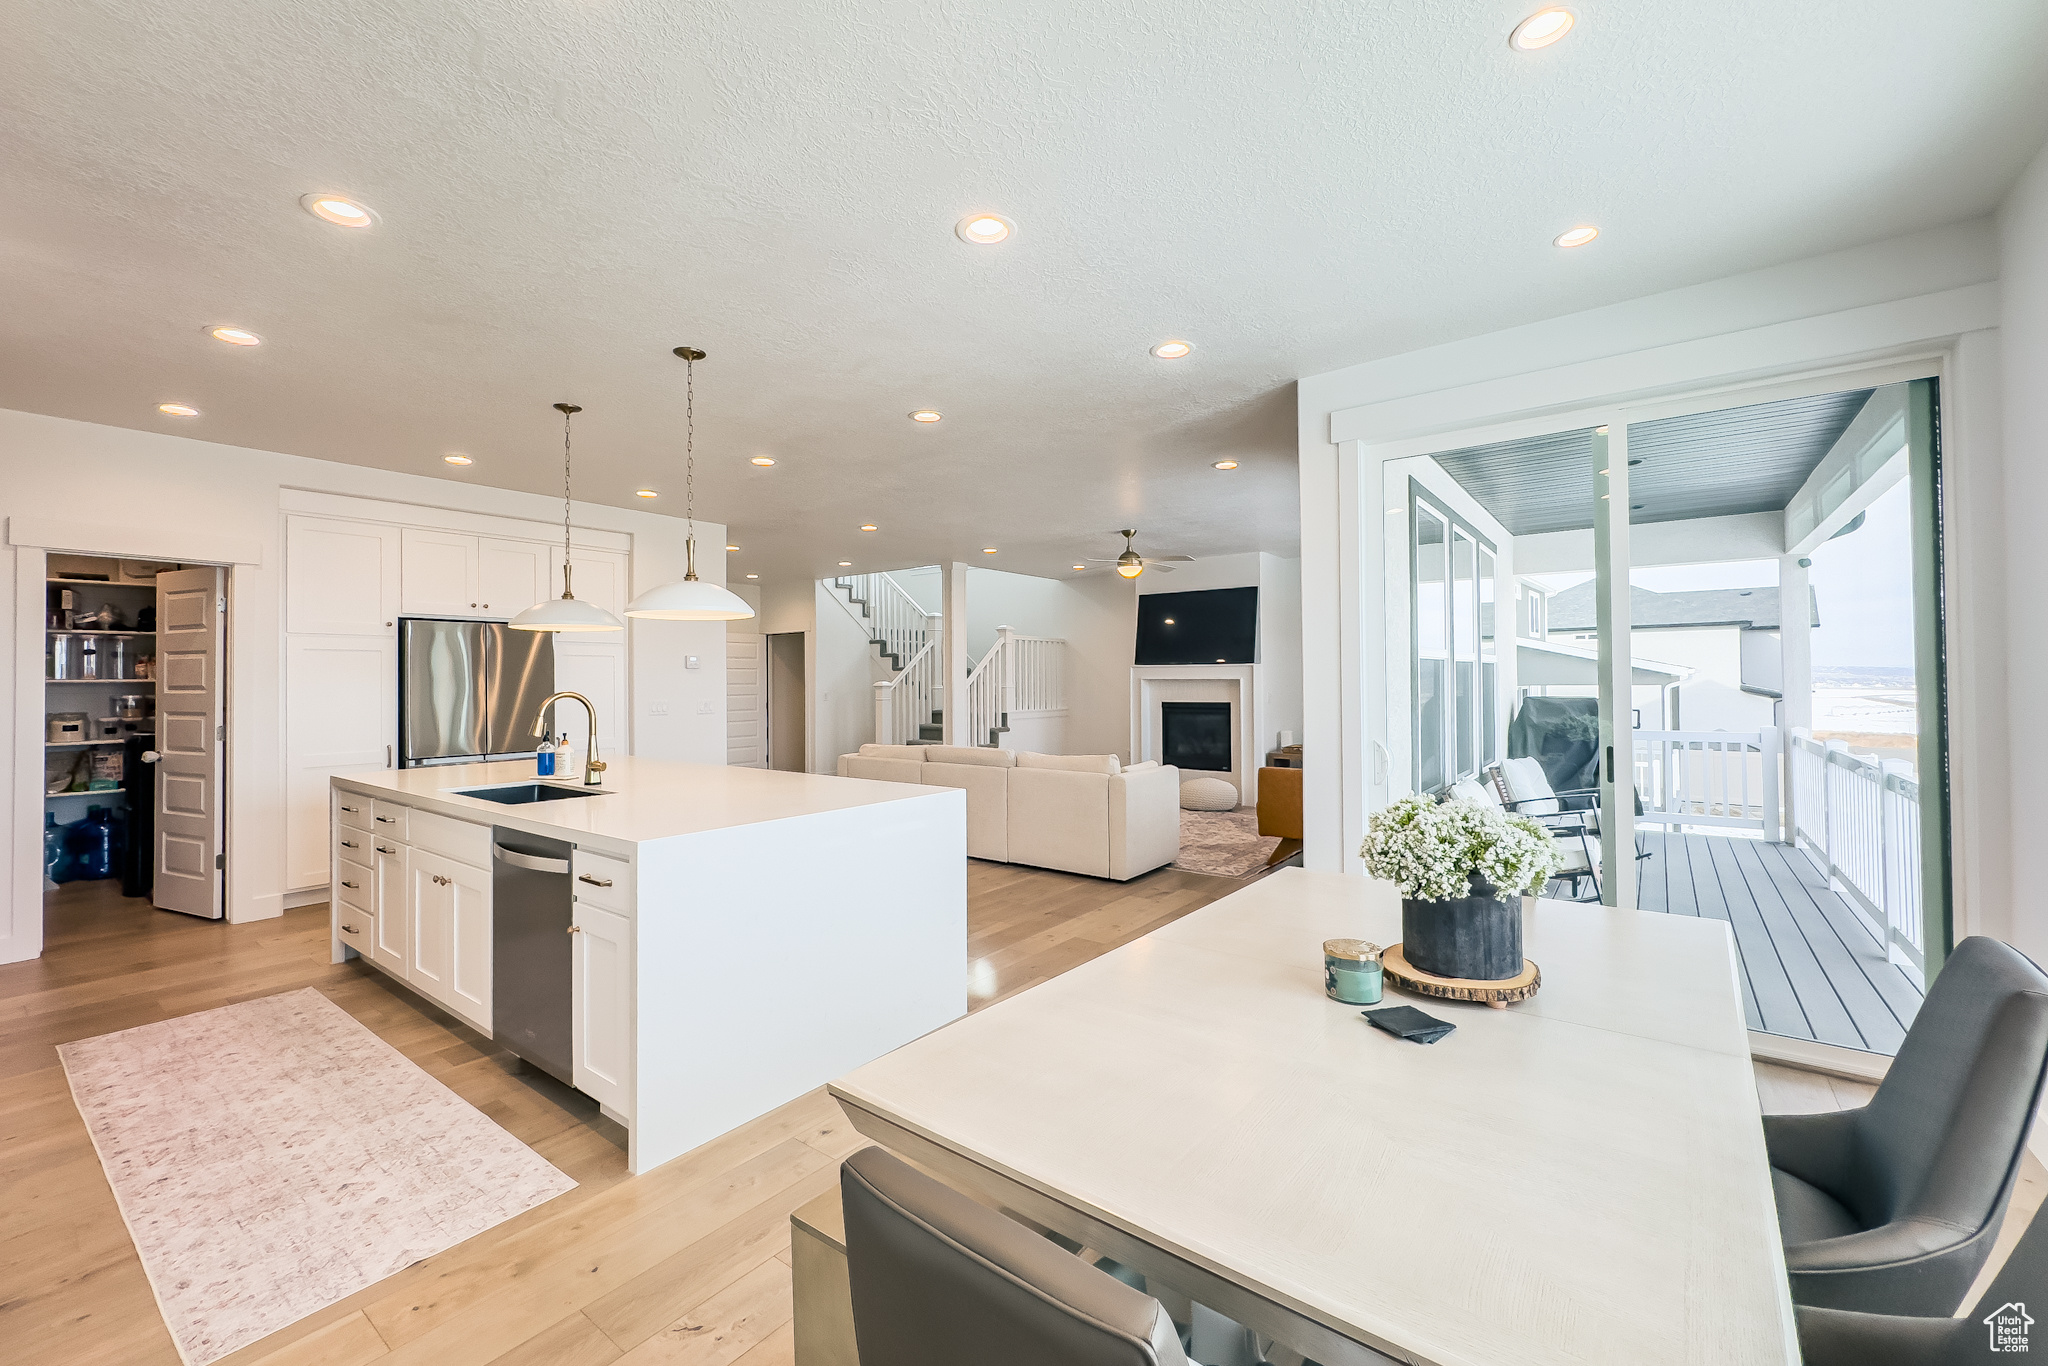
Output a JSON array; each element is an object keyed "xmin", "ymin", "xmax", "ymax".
[{"xmin": 1634, "ymin": 831, "xmax": 1922, "ymax": 1054}]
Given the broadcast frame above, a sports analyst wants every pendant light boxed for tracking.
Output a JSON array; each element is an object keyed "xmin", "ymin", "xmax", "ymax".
[
  {"xmin": 626, "ymin": 347, "xmax": 757, "ymax": 622},
  {"xmin": 509, "ymin": 402, "xmax": 626, "ymax": 632}
]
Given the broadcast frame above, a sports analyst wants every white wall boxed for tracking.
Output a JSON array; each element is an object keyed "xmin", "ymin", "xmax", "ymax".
[
  {"xmin": 2, "ymin": 406, "xmax": 727, "ymax": 962},
  {"xmin": 1296, "ymin": 217, "xmax": 2008, "ymax": 943},
  {"xmin": 811, "ymin": 581, "xmax": 892, "ymax": 771},
  {"xmin": 1998, "ymin": 139, "xmax": 2048, "ymax": 965}
]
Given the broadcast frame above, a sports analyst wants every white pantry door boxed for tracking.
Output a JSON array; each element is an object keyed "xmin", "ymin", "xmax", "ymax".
[{"xmin": 154, "ymin": 567, "xmax": 226, "ymax": 918}]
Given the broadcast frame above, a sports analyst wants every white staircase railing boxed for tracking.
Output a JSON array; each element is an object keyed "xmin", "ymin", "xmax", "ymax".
[
  {"xmin": 1631, "ymin": 729, "xmax": 1781, "ymax": 839},
  {"xmin": 963, "ymin": 627, "xmax": 1066, "ymax": 747},
  {"xmin": 833, "ymin": 573, "xmax": 932, "ymax": 666},
  {"xmin": 1790, "ymin": 728, "xmax": 1924, "ymax": 977},
  {"xmin": 874, "ymin": 631, "xmax": 944, "ymax": 746}
]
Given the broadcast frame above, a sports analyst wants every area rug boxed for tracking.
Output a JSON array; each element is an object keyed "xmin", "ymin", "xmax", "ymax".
[
  {"xmin": 1173, "ymin": 807, "xmax": 1282, "ymax": 878},
  {"xmin": 58, "ymin": 987, "xmax": 576, "ymax": 1366}
]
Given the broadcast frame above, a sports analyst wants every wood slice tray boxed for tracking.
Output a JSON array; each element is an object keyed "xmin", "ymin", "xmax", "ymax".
[{"xmin": 1381, "ymin": 944, "xmax": 1540, "ymax": 1008}]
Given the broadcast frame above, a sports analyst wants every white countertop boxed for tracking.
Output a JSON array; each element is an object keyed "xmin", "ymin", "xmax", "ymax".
[{"xmin": 334, "ymin": 756, "xmax": 958, "ymax": 857}]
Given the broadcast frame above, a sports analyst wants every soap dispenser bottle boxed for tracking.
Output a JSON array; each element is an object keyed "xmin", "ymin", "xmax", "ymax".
[{"xmin": 536, "ymin": 733, "xmax": 557, "ymax": 777}]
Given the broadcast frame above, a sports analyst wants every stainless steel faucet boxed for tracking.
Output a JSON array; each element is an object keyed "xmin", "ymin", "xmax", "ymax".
[{"xmin": 532, "ymin": 691, "xmax": 607, "ymax": 786}]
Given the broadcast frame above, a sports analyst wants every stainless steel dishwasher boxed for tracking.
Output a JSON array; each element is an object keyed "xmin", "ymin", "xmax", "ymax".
[{"xmin": 491, "ymin": 827, "xmax": 575, "ymax": 1086}]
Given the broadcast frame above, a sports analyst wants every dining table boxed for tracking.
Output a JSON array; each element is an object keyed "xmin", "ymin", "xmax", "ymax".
[{"xmin": 828, "ymin": 866, "xmax": 1799, "ymax": 1366}]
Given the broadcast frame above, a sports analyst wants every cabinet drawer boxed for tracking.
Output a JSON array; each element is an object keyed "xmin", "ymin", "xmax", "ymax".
[
  {"xmin": 371, "ymin": 801, "xmax": 410, "ymax": 842},
  {"xmin": 410, "ymin": 809, "xmax": 490, "ymax": 869},
  {"xmin": 336, "ymin": 795, "xmax": 374, "ymax": 832},
  {"xmin": 335, "ymin": 862, "xmax": 371, "ymax": 910},
  {"xmin": 334, "ymin": 828, "xmax": 372, "ymax": 863},
  {"xmin": 336, "ymin": 905, "xmax": 373, "ymax": 952},
  {"xmin": 571, "ymin": 849, "xmax": 632, "ymax": 913}
]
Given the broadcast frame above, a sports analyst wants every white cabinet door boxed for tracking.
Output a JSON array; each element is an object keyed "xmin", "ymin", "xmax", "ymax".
[
  {"xmin": 554, "ymin": 642, "xmax": 627, "ymax": 758},
  {"xmin": 287, "ymin": 517, "xmax": 399, "ymax": 635},
  {"xmin": 372, "ymin": 839, "xmax": 409, "ymax": 973},
  {"xmin": 407, "ymin": 851, "xmax": 454, "ymax": 1004},
  {"xmin": 553, "ymin": 545, "xmax": 629, "ymax": 621},
  {"xmin": 444, "ymin": 854, "xmax": 492, "ymax": 1029},
  {"xmin": 478, "ymin": 537, "xmax": 552, "ymax": 619},
  {"xmin": 400, "ymin": 528, "xmax": 481, "ymax": 617},
  {"xmin": 289, "ymin": 638, "xmax": 395, "ymax": 889},
  {"xmin": 572, "ymin": 902, "xmax": 632, "ymax": 1114}
]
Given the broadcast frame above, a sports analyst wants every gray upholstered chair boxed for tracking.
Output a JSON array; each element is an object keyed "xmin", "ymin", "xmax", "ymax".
[
  {"xmin": 1796, "ymin": 1201, "xmax": 2048, "ymax": 1364},
  {"xmin": 1766, "ymin": 936, "xmax": 2048, "ymax": 1314},
  {"xmin": 841, "ymin": 1145, "xmax": 1191, "ymax": 1366}
]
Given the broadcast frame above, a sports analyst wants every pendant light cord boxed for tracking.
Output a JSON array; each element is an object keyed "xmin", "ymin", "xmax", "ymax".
[
  {"xmin": 553, "ymin": 401, "xmax": 583, "ymax": 599},
  {"xmin": 674, "ymin": 346, "xmax": 706, "ymax": 582}
]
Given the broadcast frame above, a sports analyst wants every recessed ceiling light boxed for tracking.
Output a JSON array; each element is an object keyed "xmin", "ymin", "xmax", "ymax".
[
  {"xmin": 1213, "ymin": 460, "xmax": 1239, "ymax": 470},
  {"xmin": 746, "ymin": 573, "xmax": 759, "ymax": 579},
  {"xmin": 859, "ymin": 524, "xmax": 877, "ymax": 531},
  {"xmin": 208, "ymin": 326, "xmax": 262, "ymax": 346},
  {"xmin": 955, "ymin": 213, "xmax": 1013, "ymax": 245},
  {"xmin": 1071, "ymin": 564, "xmax": 1085, "ymax": 571},
  {"xmin": 1164, "ymin": 618, "xmax": 1176, "ymax": 625},
  {"xmin": 1554, "ymin": 225, "xmax": 1600, "ymax": 248},
  {"xmin": 751, "ymin": 456, "xmax": 777, "ymax": 466},
  {"xmin": 635, "ymin": 489, "xmax": 659, "ymax": 498},
  {"xmin": 157, "ymin": 403, "xmax": 199, "ymax": 417},
  {"xmin": 1509, "ymin": 7, "xmax": 1575, "ymax": 50},
  {"xmin": 909, "ymin": 410, "xmax": 943, "ymax": 423},
  {"xmin": 443, "ymin": 453, "xmax": 473, "ymax": 465},
  {"xmin": 300, "ymin": 193, "xmax": 375, "ymax": 227},
  {"xmin": 982, "ymin": 547, "xmax": 997, "ymax": 554},
  {"xmin": 726, "ymin": 544, "xmax": 740, "ymax": 551},
  {"xmin": 1151, "ymin": 340, "xmax": 1193, "ymax": 360},
  {"xmin": 839, "ymin": 561, "xmax": 852, "ymax": 567}
]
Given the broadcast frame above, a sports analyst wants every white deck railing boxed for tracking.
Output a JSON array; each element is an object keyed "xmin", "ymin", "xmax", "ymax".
[
  {"xmin": 1632, "ymin": 730, "xmax": 1781, "ymax": 839},
  {"xmin": 1791, "ymin": 728, "xmax": 1924, "ymax": 978},
  {"xmin": 833, "ymin": 572, "xmax": 933, "ymax": 665},
  {"xmin": 963, "ymin": 626, "xmax": 1066, "ymax": 747}
]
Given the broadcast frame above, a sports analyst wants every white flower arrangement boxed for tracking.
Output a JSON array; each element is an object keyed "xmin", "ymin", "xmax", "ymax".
[{"xmin": 1360, "ymin": 794, "xmax": 1565, "ymax": 901}]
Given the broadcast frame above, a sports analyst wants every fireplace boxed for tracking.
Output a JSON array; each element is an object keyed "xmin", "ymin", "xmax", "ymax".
[{"xmin": 1161, "ymin": 702, "xmax": 1232, "ymax": 772}]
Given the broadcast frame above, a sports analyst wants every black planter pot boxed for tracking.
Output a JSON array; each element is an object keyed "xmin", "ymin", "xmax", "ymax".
[{"xmin": 1401, "ymin": 874, "xmax": 1523, "ymax": 981}]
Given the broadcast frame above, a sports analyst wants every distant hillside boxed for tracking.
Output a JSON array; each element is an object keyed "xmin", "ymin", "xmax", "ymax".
[{"xmin": 1814, "ymin": 665, "xmax": 1915, "ymax": 688}]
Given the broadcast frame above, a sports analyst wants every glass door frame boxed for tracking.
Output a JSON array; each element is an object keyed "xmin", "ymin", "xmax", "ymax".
[{"xmin": 1407, "ymin": 480, "xmax": 1499, "ymax": 796}]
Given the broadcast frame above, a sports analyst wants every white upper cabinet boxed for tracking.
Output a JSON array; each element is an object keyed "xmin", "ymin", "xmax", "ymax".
[
  {"xmin": 400, "ymin": 528, "xmax": 481, "ymax": 617},
  {"xmin": 478, "ymin": 537, "xmax": 552, "ymax": 619},
  {"xmin": 553, "ymin": 546, "xmax": 630, "ymax": 622},
  {"xmin": 287, "ymin": 517, "xmax": 399, "ymax": 635}
]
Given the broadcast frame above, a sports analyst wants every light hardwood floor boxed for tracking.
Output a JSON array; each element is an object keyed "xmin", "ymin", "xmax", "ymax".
[{"xmin": 2, "ymin": 861, "xmax": 1244, "ymax": 1365}]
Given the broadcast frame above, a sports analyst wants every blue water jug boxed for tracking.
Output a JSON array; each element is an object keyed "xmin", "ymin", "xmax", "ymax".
[
  {"xmin": 65, "ymin": 805, "xmax": 115, "ymax": 881},
  {"xmin": 44, "ymin": 812, "xmax": 65, "ymax": 883}
]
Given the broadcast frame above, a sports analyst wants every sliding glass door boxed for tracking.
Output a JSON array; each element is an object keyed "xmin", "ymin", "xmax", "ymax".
[{"xmin": 1409, "ymin": 484, "xmax": 1499, "ymax": 793}]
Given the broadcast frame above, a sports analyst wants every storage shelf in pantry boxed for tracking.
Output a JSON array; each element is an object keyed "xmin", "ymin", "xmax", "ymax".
[
  {"xmin": 47, "ymin": 741, "xmax": 138, "ymax": 750},
  {"xmin": 47, "ymin": 576, "xmax": 158, "ymax": 587},
  {"xmin": 47, "ymin": 789, "xmax": 126, "ymax": 802},
  {"xmin": 46, "ymin": 629, "xmax": 155, "ymax": 637}
]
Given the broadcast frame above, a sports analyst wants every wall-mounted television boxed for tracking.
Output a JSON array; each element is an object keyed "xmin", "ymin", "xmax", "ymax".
[{"xmin": 1135, "ymin": 587, "xmax": 1258, "ymax": 666}]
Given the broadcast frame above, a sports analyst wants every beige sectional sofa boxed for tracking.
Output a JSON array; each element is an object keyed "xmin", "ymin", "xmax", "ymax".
[{"xmin": 836, "ymin": 744, "xmax": 1182, "ymax": 881}]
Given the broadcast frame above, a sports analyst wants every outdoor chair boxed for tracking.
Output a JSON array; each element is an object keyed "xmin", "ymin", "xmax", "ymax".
[
  {"xmin": 1486, "ymin": 757, "xmax": 1607, "ymax": 899},
  {"xmin": 1765, "ymin": 936, "xmax": 2048, "ymax": 1315},
  {"xmin": 1795, "ymin": 1199, "xmax": 2048, "ymax": 1363}
]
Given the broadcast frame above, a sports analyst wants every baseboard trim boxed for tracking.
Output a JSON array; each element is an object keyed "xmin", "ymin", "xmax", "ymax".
[
  {"xmin": 282, "ymin": 886, "xmax": 329, "ymax": 910},
  {"xmin": 1748, "ymin": 1031, "xmax": 1891, "ymax": 1083}
]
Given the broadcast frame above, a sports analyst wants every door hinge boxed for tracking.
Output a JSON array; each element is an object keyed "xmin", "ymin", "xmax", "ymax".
[
  {"xmin": 217, "ymin": 595, "xmax": 226, "ymax": 611},
  {"xmin": 215, "ymin": 853, "xmax": 224, "ymax": 869},
  {"xmin": 217, "ymin": 724, "xmax": 225, "ymax": 740}
]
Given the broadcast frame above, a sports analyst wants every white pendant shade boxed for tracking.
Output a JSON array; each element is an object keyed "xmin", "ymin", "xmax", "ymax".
[
  {"xmin": 507, "ymin": 596, "xmax": 624, "ymax": 631},
  {"xmin": 626, "ymin": 578, "xmax": 755, "ymax": 621}
]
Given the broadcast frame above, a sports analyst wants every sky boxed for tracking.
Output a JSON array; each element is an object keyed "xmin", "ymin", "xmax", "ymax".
[{"xmin": 1521, "ymin": 477, "xmax": 1917, "ymax": 669}]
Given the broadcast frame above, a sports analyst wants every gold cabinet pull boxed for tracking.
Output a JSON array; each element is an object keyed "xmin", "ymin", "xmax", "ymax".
[
  {"xmin": 340, "ymin": 839, "xmax": 359, "ymax": 848},
  {"xmin": 340, "ymin": 880, "xmax": 358, "ymax": 889},
  {"xmin": 578, "ymin": 874, "xmax": 613, "ymax": 888},
  {"xmin": 375, "ymin": 815, "xmax": 397, "ymax": 823},
  {"xmin": 341, "ymin": 923, "xmax": 360, "ymax": 934},
  {"xmin": 567, "ymin": 925, "xmax": 583, "ymax": 934},
  {"xmin": 340, "ymin": 805, "xmax": 359, "ymax": 813}
]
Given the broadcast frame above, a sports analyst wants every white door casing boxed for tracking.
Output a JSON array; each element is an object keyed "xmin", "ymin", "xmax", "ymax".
[{"xmin": 153, "ymin": 567, "xmax": 225, "ymax": 919}]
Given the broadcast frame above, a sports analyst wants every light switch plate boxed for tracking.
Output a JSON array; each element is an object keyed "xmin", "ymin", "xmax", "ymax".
[
  {"xmin": 684, "ymin": 655, "xmax": 701, "ymax": 669},
  {"xmin": 698, "ymin": 701, "xmax": 715, "ymax": 714},
  {"xmin": 650, "ymin": 702, "xmax": 670, "ymax": 716}
]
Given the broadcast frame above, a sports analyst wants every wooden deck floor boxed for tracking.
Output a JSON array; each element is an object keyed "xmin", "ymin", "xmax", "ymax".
[{"xmin": 1634, "ymin": 831, "xmax": 1922, "ymax": 1053}]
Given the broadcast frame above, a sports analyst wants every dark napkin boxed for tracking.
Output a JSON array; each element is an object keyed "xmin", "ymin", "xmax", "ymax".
[{"xmin": 1362, "ymin": 1005, "xmax": 1456, "ymax": 1044}]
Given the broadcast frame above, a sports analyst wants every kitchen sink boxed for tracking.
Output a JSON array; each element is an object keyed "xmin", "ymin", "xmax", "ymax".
[{"xmin": 450, "ymin": 783, "xmax": 609, "ymax": 805}]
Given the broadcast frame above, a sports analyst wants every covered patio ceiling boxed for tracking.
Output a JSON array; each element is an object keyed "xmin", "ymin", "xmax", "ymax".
[{"xmin": 1430, "ymin": 388, "xmax": 1875, "ymax": 536}]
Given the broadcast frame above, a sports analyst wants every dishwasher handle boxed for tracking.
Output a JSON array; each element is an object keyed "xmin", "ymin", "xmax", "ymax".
[{"xmin": 492, "ymin": 843, "xmax": 571, "ymax": 874}]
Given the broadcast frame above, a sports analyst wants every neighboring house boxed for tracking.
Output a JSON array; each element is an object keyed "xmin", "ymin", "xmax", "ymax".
[{"xmin": 1545, "ymin": 583, "xmax": 1820, "ymax": 733}]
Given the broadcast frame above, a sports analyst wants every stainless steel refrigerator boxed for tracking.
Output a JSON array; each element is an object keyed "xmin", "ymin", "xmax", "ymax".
[{"xmin": 399, "ymin": 619, "xmax": 556, "ymax": 767}]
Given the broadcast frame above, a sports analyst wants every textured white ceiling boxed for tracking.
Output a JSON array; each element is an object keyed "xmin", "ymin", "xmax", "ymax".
[{"xmin": 2, "ymin": 1, "xmax": 2044, "ymax": 583}]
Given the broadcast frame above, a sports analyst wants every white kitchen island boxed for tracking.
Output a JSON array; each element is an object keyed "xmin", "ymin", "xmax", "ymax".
[{"xmin": 330, "ymin": 757, "xmax": 966, "ymax": 1174}]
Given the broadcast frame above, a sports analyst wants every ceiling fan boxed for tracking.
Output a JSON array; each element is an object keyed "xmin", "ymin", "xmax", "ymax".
[{"xmin": 1086, "ymin": 529, "xmax": 1194, "ymax": 579}]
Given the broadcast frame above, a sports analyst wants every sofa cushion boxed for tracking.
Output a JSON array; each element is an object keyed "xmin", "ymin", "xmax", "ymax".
[
  {"xmin": 920, "ymin": 763, "xmax": 1010, "ymax": 861},
  {"xmin": 859, "ymin": 744, "xmax": 929, "ymax": 762},
  {"xmin": 921, "ymin": 745, "xmax": 1016, "ymax": 768},
  {"xmin": 1122, "ymin": 760, "xmax": 1159, "ymax": 773},
  {"xmin": 1008, "ymin": 768, "xmax": 1112, "ymax": 877},
  {"xmin": 1017, "ymin": 752, "xmax": 1122, "ymax": 776},
  {"xmin": 844, "ymin": 756, "xmax": 926, "ymax": 784}
]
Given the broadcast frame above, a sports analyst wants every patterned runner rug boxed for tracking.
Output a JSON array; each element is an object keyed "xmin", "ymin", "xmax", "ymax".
[{"xmin": 59, "ymin": 987, "xmax": 576, "ymax": 1365}]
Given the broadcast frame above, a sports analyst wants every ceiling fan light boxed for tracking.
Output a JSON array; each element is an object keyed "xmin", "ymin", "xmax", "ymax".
[{"xmin": 1116, "ymin": 561, "xmax": 1144, "ymax": 579}]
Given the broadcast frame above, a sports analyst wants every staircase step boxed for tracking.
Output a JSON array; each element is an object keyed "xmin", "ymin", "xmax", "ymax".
[{"xmin": 918, "ymin": 725, "xmax": 944, "ymax": 741}]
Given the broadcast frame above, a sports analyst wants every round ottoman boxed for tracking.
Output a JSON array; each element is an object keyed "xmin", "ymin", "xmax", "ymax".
[{"xmin": 1179, "ymin": 776, "xmax": 1239, "ymax": 811}]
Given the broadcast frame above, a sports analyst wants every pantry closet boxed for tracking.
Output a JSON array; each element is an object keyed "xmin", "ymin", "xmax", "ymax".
[{"xmin": 45, "ymin": 553, "xmax": 227, "ymax": 919}]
